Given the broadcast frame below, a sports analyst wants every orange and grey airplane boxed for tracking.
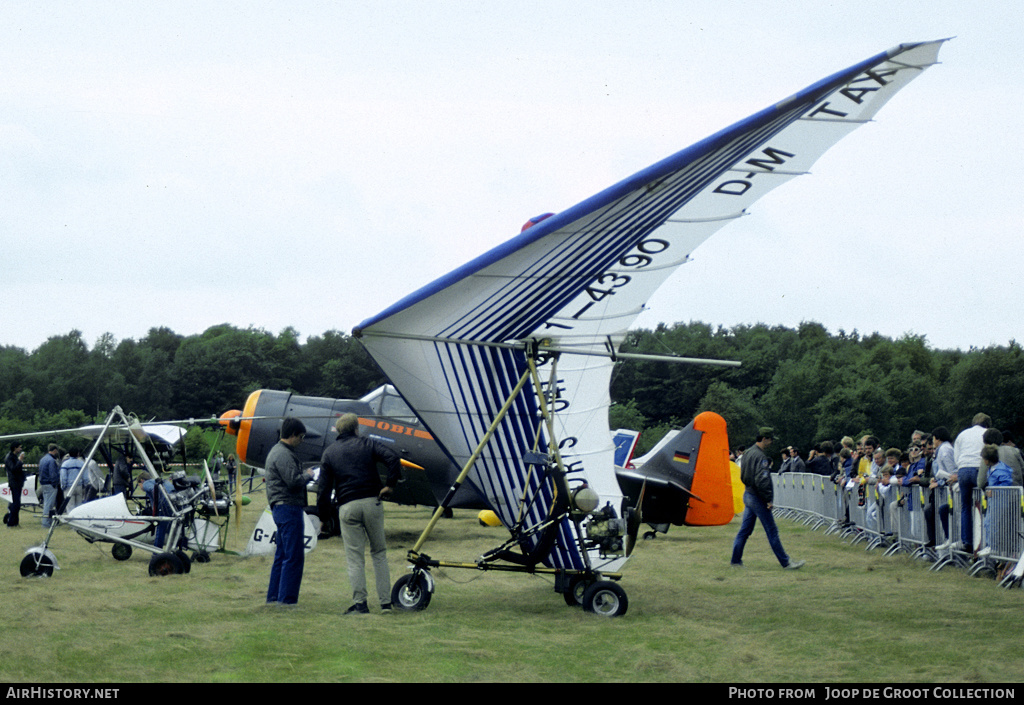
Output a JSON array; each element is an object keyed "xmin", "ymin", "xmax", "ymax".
[{"xmin": 219, "ymin": 384, "xmax": 735, "ymax": 530}]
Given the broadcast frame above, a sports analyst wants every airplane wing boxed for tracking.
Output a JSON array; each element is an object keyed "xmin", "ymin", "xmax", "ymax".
[
  {"xmin": 354, "ymin": 41, "xmax": 945, "ymax": 571},
  {"xmin": 75, "ymin": 423, "xmax": 187, "ymax": 448},
  {"xmin": 0, "ymin": 422, "xmax": 187, "ymax": 448}
]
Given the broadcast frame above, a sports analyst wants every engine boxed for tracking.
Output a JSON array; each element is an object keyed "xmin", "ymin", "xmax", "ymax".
[{"xmin": 583, "ymin": 503, "xmax": 627, "ymax": 557}]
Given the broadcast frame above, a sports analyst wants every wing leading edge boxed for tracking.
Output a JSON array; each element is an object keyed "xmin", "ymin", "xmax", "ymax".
[{"xmin": 355, "ymin": 40, "xmax": 946, "ymax": 571}]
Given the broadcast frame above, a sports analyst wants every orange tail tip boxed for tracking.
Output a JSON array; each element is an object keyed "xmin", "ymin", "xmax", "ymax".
[{"xmin": 685, "ymin": 411, "xmax": 734, "ymax": 526}]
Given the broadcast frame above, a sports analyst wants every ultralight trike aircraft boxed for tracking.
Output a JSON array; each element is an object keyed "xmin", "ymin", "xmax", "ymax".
[
  {"xmin": 346, "ymin": 40, "xmax": 946, "ymax": 617},
  {"xmin": 5, "ymin": 407, "xmax": 233, "ymax": 577}
]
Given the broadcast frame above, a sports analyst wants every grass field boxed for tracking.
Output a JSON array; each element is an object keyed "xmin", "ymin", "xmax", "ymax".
[{"xmin": 2, "ymin": 493, "xmax": 1022, "ymax": 683}]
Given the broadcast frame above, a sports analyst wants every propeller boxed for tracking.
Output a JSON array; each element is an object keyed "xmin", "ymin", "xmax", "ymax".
[
  {"xmin": 623, "ymin": 478, "xmax": 645, "ymax": 557},
  {"xmin": 203, "ymin": 459, "xmax": 219, "ymax": 517}
]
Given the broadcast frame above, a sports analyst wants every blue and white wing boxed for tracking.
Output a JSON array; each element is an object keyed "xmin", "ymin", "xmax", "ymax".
[{"xmin": 354, "ymin": 41, "xmax": 945, "ymax": 571}]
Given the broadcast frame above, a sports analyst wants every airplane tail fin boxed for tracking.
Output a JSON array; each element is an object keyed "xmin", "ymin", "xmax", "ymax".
[
  {"xmin": 615, "ymin": 412, "xmax": 733, "ymax": 527},
  {"xmin": 684, "ymin": 412, "xmax": 734, "ymax": 526}
]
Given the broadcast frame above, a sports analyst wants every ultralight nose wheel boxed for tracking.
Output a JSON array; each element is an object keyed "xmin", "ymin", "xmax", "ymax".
[
  {"xmin": 392, "ymin": 572, "xmax": 433, "ymax": 611},
  {"xmin": 148, "ymin": 552, "xmax": 184, "ymax": 577},
  {"xmin": 20, "ymin": 553, "xmax": 55, "ymax": 578}
]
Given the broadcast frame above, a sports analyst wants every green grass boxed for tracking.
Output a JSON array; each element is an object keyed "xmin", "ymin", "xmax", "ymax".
[{"xmin": 1, "ymin": 496, "xmax": 1022, "ymax": 683}]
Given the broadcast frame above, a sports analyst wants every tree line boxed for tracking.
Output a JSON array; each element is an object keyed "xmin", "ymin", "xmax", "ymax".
[
  {"xmin": 2, "ymin": 321, "xmax": 1021, "ymax": 462},
  {"xmin": 0, "ymin": 325, "xmax": 385, "ymax": 458},
  {"xmin": 610, "ymin": 321, "xmax": 1024, "ymax": 457}
]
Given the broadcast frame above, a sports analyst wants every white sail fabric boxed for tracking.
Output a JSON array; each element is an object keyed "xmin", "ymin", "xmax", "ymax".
[{"xmin": 355, "ymin": 41, "xmax": 945, "ymax": 570}]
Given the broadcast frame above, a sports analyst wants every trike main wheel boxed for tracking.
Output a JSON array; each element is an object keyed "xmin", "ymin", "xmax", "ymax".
[{"xmin": 582, "ymin": 580, "xmax": 628, "ymax": 617}]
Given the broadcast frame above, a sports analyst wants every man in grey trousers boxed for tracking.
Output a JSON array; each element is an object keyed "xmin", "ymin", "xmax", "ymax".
[{"xmin": 320, "ymin": 413, "xmax": 402, "ymax": 614}]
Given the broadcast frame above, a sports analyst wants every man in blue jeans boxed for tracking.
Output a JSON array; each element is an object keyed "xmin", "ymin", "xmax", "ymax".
[
  {"xmin": 731, "ymin": 427, "xmax": 805, "ymax": 570},
  {"xmin": 38, "ymin": 444, "xmax": 61, "ymax": 528},
  {"xmin": 265, "ymin": 417, "xmax": 314, "ymax": 605},
  {"xmin": 952, "ymin": 412, "xmax": 991, "ymax": 551}
]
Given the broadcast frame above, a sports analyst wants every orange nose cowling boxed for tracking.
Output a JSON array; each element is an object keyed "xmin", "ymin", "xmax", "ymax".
[{"xmin": 233, "ymin": 390, "xmax": 262, "ymax": 465}]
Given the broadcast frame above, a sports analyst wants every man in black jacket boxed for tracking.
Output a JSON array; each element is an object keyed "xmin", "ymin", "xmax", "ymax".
[
  {"xmin": 320, "ymin": 413, "xmax": 402, "ymax": 614},
  {"xmin": 730, "ymin": 427, "xmax": 804, "ymax": 570},
  {"xmin": 4, "ymin": 442, "xmax": 25, "ymax": 527}
]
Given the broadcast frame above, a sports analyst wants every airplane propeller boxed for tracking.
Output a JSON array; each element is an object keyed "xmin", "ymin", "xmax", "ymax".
[
  {"xmin": 202, "ymin": 459, "xmax": 219, "ymax": 517},
  {"xmin": 623, "ymin": 479, "xmax": 645, "ymax": 557}
]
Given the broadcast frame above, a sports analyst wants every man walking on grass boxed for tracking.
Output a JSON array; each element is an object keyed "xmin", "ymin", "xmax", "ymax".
[{"xmin": 731, "ymin": 427, "xmax": 805, "ymax": 570}]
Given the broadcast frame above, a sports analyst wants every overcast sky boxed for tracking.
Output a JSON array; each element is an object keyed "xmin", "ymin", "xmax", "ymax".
[{"xmin": 2, "ymin": 1, "xmax": 1019, "ymax": 354}]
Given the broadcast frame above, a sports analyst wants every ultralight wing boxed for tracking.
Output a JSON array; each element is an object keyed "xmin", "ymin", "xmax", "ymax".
[
  {"xmin": 354, "ymin": 41, "xmax": 946, "ymax": 572},
  {"xmin": 0, "ymin": 421, "xmax": 187, "ymax": 448},
  {"xmin": 76, "ymin": 423, "xmax": 186, "ymax": 448}
]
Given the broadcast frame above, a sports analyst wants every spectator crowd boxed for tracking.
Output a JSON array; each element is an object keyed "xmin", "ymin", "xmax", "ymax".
[{"xmin": 733, "ymin": 413, "xmax": 1024, "ymax": 557}]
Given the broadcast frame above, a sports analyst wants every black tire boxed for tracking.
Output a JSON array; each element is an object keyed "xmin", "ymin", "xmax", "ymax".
[
  {"xmin": 192, "ymin": 551, "xmax": 211, "ymax": 564},
  {"xmin": 20, "ymin": 553, "xmax": 55, "ymax": 578},
  {"xmin": 111, "ymin": 543, "xmax": 133, "ymax": 561},
  {"xmin": 563, "ymin": 575, "xmax": 589, "ymax": 607},
  {"xmin": 582, "ymin": 580, "xmax": 628, "ymax": 617},
  {"xmin": 148, "ymin": 552, "xmax": 184, "ymax": 577},
  {"xmin": 392, "ymin": 572, "xmax": 432, "ymax": 611},
  {"xmin": 174, "ymin": 550, "xmax": 192, "ymax": 574}
]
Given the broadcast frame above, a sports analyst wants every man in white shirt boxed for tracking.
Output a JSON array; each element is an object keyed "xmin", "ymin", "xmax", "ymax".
[{"xmin": 952, "ymin": 413, "xmax": 992, "ymax": 551}]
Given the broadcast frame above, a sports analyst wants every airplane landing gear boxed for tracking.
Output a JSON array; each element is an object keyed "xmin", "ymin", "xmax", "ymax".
[{"xmin": 20, "ymin": 552, "xmax": 55, "ymax": 578}]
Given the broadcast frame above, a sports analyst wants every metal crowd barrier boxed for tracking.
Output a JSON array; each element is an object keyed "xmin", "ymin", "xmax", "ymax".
[{"xmin": 770, "ymin": 472, "xmax": 1024, "ymax": 589}]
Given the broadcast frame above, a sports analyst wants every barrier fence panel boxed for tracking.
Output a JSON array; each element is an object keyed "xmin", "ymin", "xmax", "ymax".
[
  {"xmin": 977, "ymin": 486, "xmax": 1024, "ymax": 565},
  {"xmin": 842, "ymin": 477, "xmax": 868, "ymax": 544},
  {"xmin": 885, "ymin": 483, "xmax": 927, "ymax": 557},
  {"xmin": 770, "ymin": 472, "xmax": 1024, "ymax": 589},
  {"xmin": 930, "ymin": 485, "xmax": 972, "ymax": 571}
]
